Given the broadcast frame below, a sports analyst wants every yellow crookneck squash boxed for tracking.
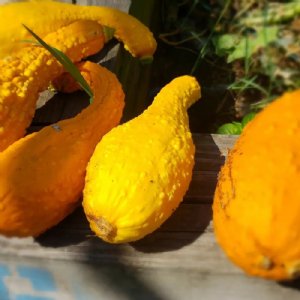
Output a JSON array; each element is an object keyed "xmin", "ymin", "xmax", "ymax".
[
  {"xmin": 0, "ymin": 20, "xmax": 107, "ymax": 152},
  {"xmin": 0, "ymin": 0, "xmax": 157, "ymax": 60},
  {"xmin": 83, "ymin": 75, "xmax": 201, "ymax": 243},
  {"xmin": 213, "ymin": 90, "xmax": 300, "ymax": 281},
  {"xmin": 0, "ymin": 61, "xmax": 124, "ymax": 237}
]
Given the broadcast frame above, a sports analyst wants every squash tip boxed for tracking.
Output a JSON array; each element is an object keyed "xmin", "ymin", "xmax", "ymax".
[{"xmin": 87, "ymin": 214, "xmax": 116, "ymax": 242}]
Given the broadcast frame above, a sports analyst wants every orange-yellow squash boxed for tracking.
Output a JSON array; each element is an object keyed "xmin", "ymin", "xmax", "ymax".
[
  {"xmin": 0, "ymin": 61, "xmax": 124, "ymax": 237},
  {"xmin": 0, "ymin": 20, "xmax": 106, "ymax": 152},
  {"xmin": 213, "ymin": 90, "xmax": 300, "ymax": 281},
  {"xmin": 83, "ymin": 75, "xmax": 201, "ymax": 243},
  {"xmin": 0, "ymin": 0, "xmax": 156, "ymax": 59}
]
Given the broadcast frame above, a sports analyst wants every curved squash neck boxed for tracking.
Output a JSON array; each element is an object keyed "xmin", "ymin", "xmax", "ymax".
[{"xmin": 149, "ymin": 75, "xmax": 201, "ymax": 113}]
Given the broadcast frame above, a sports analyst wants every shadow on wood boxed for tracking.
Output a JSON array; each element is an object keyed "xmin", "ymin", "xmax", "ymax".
[
  {"xmin": 279, "ymin": 279, "xmax": 300, "ymax": 291},
  {"xmin": 132, "ymin": 134, "xmax": 224, "ymax": 253},
  {"xmin": 131, "ymin": 204, "xmax": 212, "ymax": 253},
  {"xmin": 36, "ymin": 134, "xmax": 224, "ymax": 254},
  {"xmin": 0, "ymin": 133, "xmax": 238, "ymax": 299},
  {"xmin": 81, "ymin": 253, "xmax": 166, "ymax": 300},
  {"xmin": 35, "ymin": 207, "xmax": 90, "ymax": 247}
]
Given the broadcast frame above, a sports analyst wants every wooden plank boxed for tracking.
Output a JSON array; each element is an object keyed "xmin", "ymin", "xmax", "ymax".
[
  {"xmin": 76, "ymin": 0, "xmax": 131, "ymax": 11},
  {"xmin": 0, "ymin": 134, "xmax": 236, "ymax": 271},
  {"xmin": 0, "ymin": 134, "xmax": 299, "ymax": 300},
  {"xmin": 1, "ymin": 255, "xmax": 300, "ymax": 300}
]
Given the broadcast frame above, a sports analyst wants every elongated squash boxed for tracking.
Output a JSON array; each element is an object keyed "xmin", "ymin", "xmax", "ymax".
[
  {"xmin": 0, "ymin": 61, "xmax": 124, "ymax": 237},
  {"xmin": 83, "ymin": 76, "xmax": 201, "ymax": 243},
  {"xmin": 0, "ymin": 0, "xmax": 156, "ymax": 59},
  {"xmin": 213, "ymin": 90, "xmax": 300, "ymax": 280},
  {"xmin": 0, "ymin": 20, "xmax": 105, "ymax": 152}
]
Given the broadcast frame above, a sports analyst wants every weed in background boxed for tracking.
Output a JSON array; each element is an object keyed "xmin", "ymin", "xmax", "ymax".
[{"xmin": 160, "ymin": 0, "xmax": 300, "ymax": 134}]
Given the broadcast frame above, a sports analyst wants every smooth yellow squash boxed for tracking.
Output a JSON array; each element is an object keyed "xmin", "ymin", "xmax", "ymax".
[{"xmin": 83, "ymin": 75, "xmax": 201, "ymax": 243}]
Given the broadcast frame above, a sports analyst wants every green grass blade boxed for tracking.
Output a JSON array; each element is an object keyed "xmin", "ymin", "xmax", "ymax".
[
  {"xmin": 19, "ymin": 39, "xmax": 40, "ymax": 45},
  {"xmin": 229, "ymin": 76, "xmax": 269, "ymax": 96},
  {"xmin": 238, "ymin": 78, "xmax": 269, "ymax": 96},
  {"xmin": 191, "ymin": 0, "xmax": 232, "ymax": 74},
  {"xmin": 23, "ymin": 24, "xmax": 93, "ymax": 103}
]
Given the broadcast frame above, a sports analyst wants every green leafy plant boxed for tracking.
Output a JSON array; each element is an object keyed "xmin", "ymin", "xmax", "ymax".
[
  {"xmin": 155, "ymin": 1, "xmax": 300, "ymax": 133},
  {"xmin": 213, "ymin": 26, "xmax": 279, "ymax": 63},
  {"xmin": 217, "ymin": 112, "xmax": 256, "ymax": 135}
]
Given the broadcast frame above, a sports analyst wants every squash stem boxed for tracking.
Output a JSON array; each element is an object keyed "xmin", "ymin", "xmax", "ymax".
[{"xmin": 103, "ymin": 26, "xmax": 116, "ymax": 43}]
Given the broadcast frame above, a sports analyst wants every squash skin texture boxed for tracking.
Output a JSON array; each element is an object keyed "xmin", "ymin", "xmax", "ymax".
[
  {"xmin": 0, "ymin": 20, "xmax": 105, "ymax": 152},
  {"xmin": 83, "ymin": 76, "xmax": 201, "ymax": 243},
  {"xmin": 0, "ymin": 61, "xmax": 124, "ymax": 237},
  {"xmin": 213, "ymin": 90, "xmax": 300, "ymax": 280},
  {"xmin": 0, "ymin": 0, "xmax": 156, "ymax": 59}
]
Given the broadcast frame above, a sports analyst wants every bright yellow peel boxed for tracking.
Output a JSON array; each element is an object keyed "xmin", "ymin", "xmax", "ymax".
[{"xmin": 83, "ymin": 75, "xmax": 201, "ymax": 243}]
